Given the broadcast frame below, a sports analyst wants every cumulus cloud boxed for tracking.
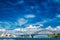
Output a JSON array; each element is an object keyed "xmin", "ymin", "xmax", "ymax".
[
  {"xmin": 56, "ymin": 26, "xmax": 60, "ymax": 29},
  {"xmin": 55, "ymin": 26, "xmax": 60, "ymax": 31},
  {"xmin": 26, "ymin": 25, "xmax": 39, "ymax": 29},
  {"xmin": 14, "ymin": 25, "xmax": 39, "ymax": 31},
  {"xmin": 46, "ymin": 26, "xmax": 54, "ymax": 30},
  {"xmin": 25, "ymin": 25, "xmax": 40, "ymax": 34},
  {"xmin": 35, "ymin": 22, "xmax": 43, "ymax": 26},
  {"xmin": 31, "ymin": 22, "xmax": 43, "ymax": 28},
  {"xmin": 14, "ymin": 25, "xmax": 40, "ymax": 34},
  {"xmin": 24, "ymin": 14, "xmax": 35, "ymax": 18},
  {"xmin": 14, "ymin": 28, "xmax": 26, "ymax": 32},
  {"xmin": 14, "ymin": 25, "xmax": 58, "ymax": 34},
  {"xmin": 0, "ymin": 29, "xmax": 6, "ymax": 31},
  {"xmin": 45, "ymin": 26, "xmax": 60, "ymax": 31},
  {"xmin": 14, "ymin": 25, "xmax": 60, "ymax": 35}
]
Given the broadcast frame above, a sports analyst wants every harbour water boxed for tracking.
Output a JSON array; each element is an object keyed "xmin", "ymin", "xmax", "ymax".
[{"xmin": 0, "ymin": 38, "xmax": 59, "ymax": 40}]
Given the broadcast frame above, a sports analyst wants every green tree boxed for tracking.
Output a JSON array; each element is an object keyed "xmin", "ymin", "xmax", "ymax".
[{"xmin": 48, "ymin": 33, "xmax": 60, "ymax": 38}]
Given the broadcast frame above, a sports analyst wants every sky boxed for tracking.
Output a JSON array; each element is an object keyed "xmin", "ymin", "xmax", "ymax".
[{"xmin": 0, "ymin": 0, "xmax": 60, "ymax": 30}]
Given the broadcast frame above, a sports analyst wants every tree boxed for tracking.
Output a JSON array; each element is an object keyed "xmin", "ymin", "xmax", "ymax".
[{"xmin": 48, "ymin": 33, "xmax": 60, "ymax": 38}]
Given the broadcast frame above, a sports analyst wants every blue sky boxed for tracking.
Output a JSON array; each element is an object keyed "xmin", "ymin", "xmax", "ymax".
[{"xmin": 0, "ymin": 0, "xmax": 60, "ymax": 29}]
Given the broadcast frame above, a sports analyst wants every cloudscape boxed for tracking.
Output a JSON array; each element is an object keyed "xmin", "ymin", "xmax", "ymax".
[
  {"xmin": 0, "ymin": 0, "xmax": 60, "ymax": 30},
  {"xmin": 0, "ymin": 0, "xmax": 60, "ymax": 38}
]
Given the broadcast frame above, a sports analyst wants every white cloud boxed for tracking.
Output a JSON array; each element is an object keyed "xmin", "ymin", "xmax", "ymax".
[
  {"xmin": 26, "ymin": 25, "xmax": 39, "ymax": 29},
  {"xmin": 32, "ymin": 22, "xmax": 43, "ymax": 27},
  {"xmin": 14, "ymin": 25, "xmax": 39, "ymax": 31},
  {"xmin": 14, "ymin": 25, "xmax": 40, "ymax": 34},
  {"xmin": 14, "ymin": 28, "xmax": 27, "ymax": 35},
  {"xmin": 56, "ymin": 26, "xmax": 60, "ymax": 29},
  {"xmin": 14, "ymin": 28, "xmax": 26, "ymax": 32},
  {"xmin": 0, "ymin": 22, "xmax": 11, "ymax": 29},
  {"xmin": 39, "ymin": 18, "xmax": 59, "ymax": 24},
  {"xmin": 14, "ymin": 25, "xmax": 60, "ymax": 35},
  {"xmin": 46, "ymin": 26, "xmax": 60, "ymax": 31},
  {"xmin": 4, "ymin": 22, "xmax": 11, "ymax": 29},
  {"xmin": 39, "ymin": 19, "xmax": 52, "ymax": 24},
  {"xmin": 56, "ymin": 14, "xmax": 60, "ymax": 18},
  {"xmin": 24, "ymin": 14, "xmax": 35, "ymax": 18},
  {"xmin": 36, "ymin": 23, "xmax": 43, "ymax": 27},
  {"xmin": 46, "ymin": 26, "xmax": 54, "ymax": 30},
  {"xmin": 25, "ymin": 25, "xmax": 40, "ymax": 34},
  {"xmin": 0, "ymin": 29, "xmax": 6, "ymax": 31},
  {"xmin": 16, "ymin": 18, "xmax": 28, "ymax": 26},
  {"xmin": 54, "ymin": 26, "xmax": 60, "ymax": 30}
]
